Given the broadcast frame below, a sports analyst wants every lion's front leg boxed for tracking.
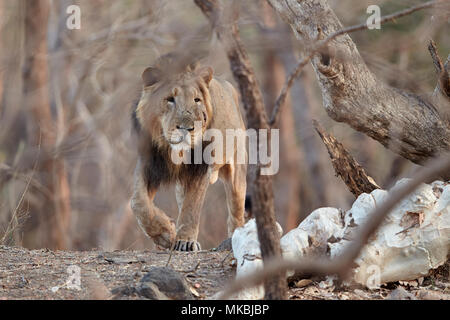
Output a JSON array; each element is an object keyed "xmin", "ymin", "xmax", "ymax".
[
  {"xmin": 131, "ymin": 159, "xmax": 176, "ymax": 249},
  {"xmin": 173, "ymin": 171, "xmax": 210, "ymax": 252}
]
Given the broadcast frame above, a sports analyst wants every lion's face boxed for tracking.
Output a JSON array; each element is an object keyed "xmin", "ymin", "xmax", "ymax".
[{"xmin": 136, "ymin": 66, "xmax": 213, "ymax": 151}]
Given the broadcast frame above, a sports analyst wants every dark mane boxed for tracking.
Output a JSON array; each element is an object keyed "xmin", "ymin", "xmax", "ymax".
[
  {"xmin": 140, "ymin": 139, "xmax": 209, "ymax": 191},
  {"xmin": 131, "ymin": 98, "xmax": 141, "ymax": 134}
]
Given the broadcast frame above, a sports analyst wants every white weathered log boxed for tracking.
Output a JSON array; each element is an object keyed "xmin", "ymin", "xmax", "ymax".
[
  {"xmin": 230, "ymin": 219, "xmax": 282, "ymax": 300},
  {"xmin": 281, "ymin": 207, "xmax": 344, "ymax": 260},
  {"xmin": 229, "ymin": 179, "xmax": 449, "ymax": 293},
  {"xmin": 351, "ymin": 180, "xmax": 449, "ymax": 287},
  {"xmin": 304, "ymin": 179, "xmax": 449, "ymax": 288}
]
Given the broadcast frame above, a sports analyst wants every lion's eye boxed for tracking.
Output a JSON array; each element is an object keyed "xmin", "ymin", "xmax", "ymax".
[
  {"xmin": 194, "ymin": 98, "xmax": 201, "ymax": 103},
  {"xmin": 167, "ymin": 97, "xmax": 175, "ymax": 103}
]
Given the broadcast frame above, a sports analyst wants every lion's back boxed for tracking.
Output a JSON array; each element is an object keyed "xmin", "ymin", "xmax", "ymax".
[{"xmin": 209, "ymin": 78, "xmax": 245, "ymax": 132}]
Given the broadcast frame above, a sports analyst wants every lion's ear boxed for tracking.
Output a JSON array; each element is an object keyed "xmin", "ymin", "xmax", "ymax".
[
  {"xmin": 142, "ymin": 67, "xmax": 161, "ymax": 87},
  {"xmin": 199, "ymin": 66, "xmax": 213, "ymax": 86}
]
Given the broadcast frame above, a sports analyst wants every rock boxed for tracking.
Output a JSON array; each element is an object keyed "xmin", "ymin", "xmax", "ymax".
[
  {"xmin": 387, "ymin": 287, "xmax": 417, "ymax": 300},
  {"xmin": 215, "ymin": 238, "xmax": 232, "ymax": 251},
  {"xmin": 415, "ymin": 290, "xmax": 450, "ymax": 300},
  {"xmin": 353, "ymin": 289, "xmax": 370, "ymax": 299},
  {"xmin": 318, "ymin": 276, "xmax": 335, "ymax": 289},
  {"xmin": 140, "ymin": 267, "xmax": 193, "ymax": 300},
  {"xmin": 138, "ymin": 282, "xmax": 169, "ymax": 300},
  {"xmin": 295, "ymin": 279, "xmax": 312, "ymax": 288},
  {"xmin": 111, "ymin": 285, "xmax": 137, "ymax": 299}
]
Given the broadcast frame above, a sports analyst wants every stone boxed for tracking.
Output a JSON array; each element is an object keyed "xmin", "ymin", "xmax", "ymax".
[
  {"xmin": 387, "ymin": 287, "xmax": 417, "ymax": 300},
  {"xmin": 138, "ymin": 282, "xmax": 169, "ymax": 300},
  {"xmin": 140, "ymin": 267, "xmax": 194, "ymax": 300}
]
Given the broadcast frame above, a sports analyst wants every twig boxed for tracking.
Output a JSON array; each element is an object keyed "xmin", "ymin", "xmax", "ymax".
[
  {"xmin": 324, "ymin": 0, "xmax": 441, "ymax": 40},
  {"xmin": 165, "ymin": 245, "xmax": 176, "ymax": 268},
  {"xmin": 268, "ymin": 0, "xmax": 442, "ymax": 126},
  {"xmin": 179, "ymin": 261, "xmax": 201, "ymax": 273},
  {"xmin": 218, "ymin": 155, "xmax": 450, "ymax": 299},
  {"xmin": 428, "ymin": 40, "xmax": 445, "ymax": 74},
  {"xmin": 220, "ymin": 250, "xmax": 233, "ymax": 267},
  {"xmin": 0, "ymin": 133, "xmax": 41, "ymax": 245}
]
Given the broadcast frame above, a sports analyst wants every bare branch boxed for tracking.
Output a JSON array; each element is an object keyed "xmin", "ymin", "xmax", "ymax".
[
  {"xmin": 313, "ymin": 120, "xmax": 380, "ymax": 197},
  {"xmin": 219, "ymin": 155, "xmax": 450, "ymax": 299},
  {"xmin": 326, "ymin": 0, "xmax": 441, "ymax": 40},
  {"xmin": 269, "ymin": 56, "xmax": 309, "ymax": 126}
]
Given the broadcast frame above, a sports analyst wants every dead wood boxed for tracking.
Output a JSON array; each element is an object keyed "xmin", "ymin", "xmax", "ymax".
[{"xmin": 313, "ymin": 120, "xmax": 380, "ymax": 197}]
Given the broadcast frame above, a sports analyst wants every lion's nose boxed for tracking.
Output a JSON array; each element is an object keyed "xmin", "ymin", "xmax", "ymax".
[{"xmin": 176, "ymin": 125, "xmax": 194, "ymax": 132}]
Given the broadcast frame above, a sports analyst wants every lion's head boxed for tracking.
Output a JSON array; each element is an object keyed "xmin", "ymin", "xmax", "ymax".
[{"xmin": 136, "ymin": 59, "xmax": 214, "ymax": 151}]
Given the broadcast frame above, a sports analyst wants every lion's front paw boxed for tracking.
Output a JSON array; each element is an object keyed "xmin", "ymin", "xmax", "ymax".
[
  {"xmin": 152, "ymin": 231, "xmax": 176, "ymax": 249},
  {"xmin": 173, "ymin": 240, "xmax": 201, "ymax": 252}
]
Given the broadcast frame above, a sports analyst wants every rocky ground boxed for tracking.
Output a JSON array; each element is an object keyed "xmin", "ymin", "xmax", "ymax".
[{"xmin": 0, "ymin": 245, "xmax": 448, "ymax": 300}]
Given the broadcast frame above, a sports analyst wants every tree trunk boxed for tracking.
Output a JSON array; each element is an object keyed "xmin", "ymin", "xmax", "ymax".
[
  {"xmin": 267, "ymin": 0, "xmax": 450, "ymax": 166},
  {"xmin": 22, "ymin": 0, "xmax": 71, "ymax": 250},
  {"xmin": 195, "ymin": 0, "xmax": 287, "ymax": 299}
]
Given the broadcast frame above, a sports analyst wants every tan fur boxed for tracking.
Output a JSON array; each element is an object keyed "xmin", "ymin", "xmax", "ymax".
[{"xmin": 131, "ymin": 61, "xmax": 247, "ymax": 251}]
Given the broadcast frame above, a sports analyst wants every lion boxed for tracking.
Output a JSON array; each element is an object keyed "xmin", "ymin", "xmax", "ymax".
[{"xmin": 130, "ymin": 55, "xmax": 247, "ymax": 251}]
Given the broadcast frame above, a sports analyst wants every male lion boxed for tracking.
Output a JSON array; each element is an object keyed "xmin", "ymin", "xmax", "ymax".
[{"xmin": 131, "ymin": 56, "xmax": 247, "ymax": 251}]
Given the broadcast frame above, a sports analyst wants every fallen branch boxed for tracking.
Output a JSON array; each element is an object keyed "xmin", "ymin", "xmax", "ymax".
[
  {"xmin": 313, "ymin": 120, "xmax": 380, "ymax": 197},
  {"xmin": 218, "ymin": 155, "xmax": 450, "ymax": 299}
]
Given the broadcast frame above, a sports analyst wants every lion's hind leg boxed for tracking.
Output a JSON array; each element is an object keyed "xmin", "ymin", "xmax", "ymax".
[{"xmin": 131, "ymin": 159, "xmax": 176, "ymax": 249}]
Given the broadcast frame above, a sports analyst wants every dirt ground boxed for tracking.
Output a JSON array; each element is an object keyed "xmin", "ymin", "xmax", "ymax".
[{"xmin": 0, "ymin": 245, "xmax": 449, "ymax": 300}]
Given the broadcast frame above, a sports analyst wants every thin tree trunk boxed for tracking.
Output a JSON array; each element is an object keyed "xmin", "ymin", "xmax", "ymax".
[
  {"xmin": 195, "ymin": 0, "xmax": 287, "ymax": 299},
  {"xmin": 22, "ymin": 0, "xmax": 71, "ymax": 250}
]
